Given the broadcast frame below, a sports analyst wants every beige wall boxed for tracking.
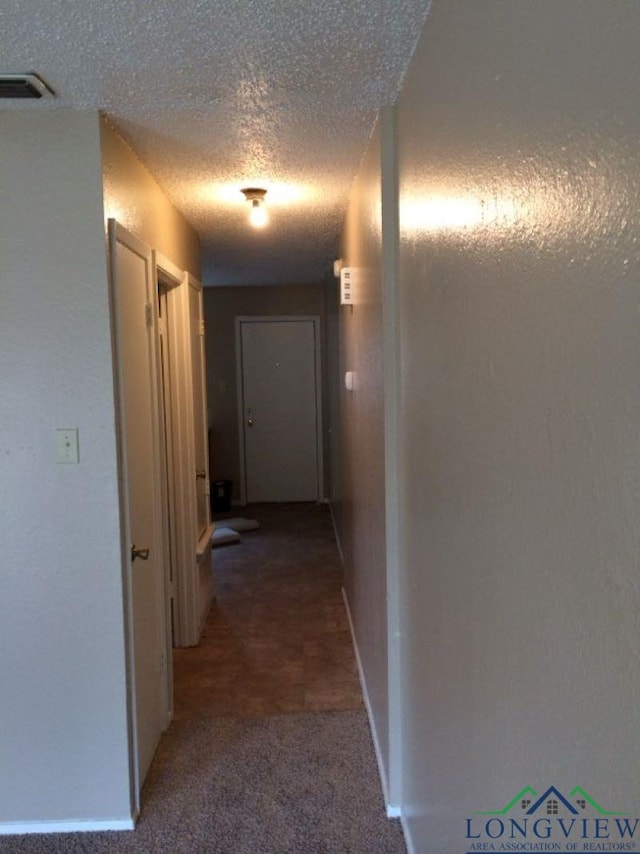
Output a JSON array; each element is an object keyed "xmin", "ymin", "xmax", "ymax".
[
  {"xmin": 339, "ymin": 119, "xmax": 391, "ymax": 800},
  {"xmin": 0, "ymin": 110, "xmax": 132, "ymax": 827},
  {"xmin": 395, "ymin": 1, "xmax": 640, "ymax": 849},
  {"xmin": 0, "ymin": 109, "xmax": 202, "ymax": 830},
  {"xmin": 325, "ymin": 278, "xmax": 342, "ymax": 511},
  {"xmin": 203, "ymin": 285, "xmax": 328, "ymax": 502},
  {"xmin": 101, "ymin": 118, "xmax": 200, "ymax": 278}
]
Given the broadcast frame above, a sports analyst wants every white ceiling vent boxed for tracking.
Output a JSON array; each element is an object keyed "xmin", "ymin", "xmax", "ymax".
[{"xmin": 0, "ymin": 73, "xmax": 54, "ymax": 99}]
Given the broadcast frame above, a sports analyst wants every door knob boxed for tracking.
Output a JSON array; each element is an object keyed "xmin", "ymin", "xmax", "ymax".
[
  {"xmin": 131, "ymin": 545, "xmax": 150, "ymax": 562},
  {"xmin": 247, "ymin": 418, "xmax": 254, "ymax": 427}
]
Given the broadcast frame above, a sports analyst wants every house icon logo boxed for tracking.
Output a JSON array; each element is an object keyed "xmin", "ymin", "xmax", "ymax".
[
  {"xmin": 465, "ymin": 785, "xmax": 638, "ymax": 852},
  {"xmin": 476, "ymin": 785, "xmax": 625, "ymax": 818}
]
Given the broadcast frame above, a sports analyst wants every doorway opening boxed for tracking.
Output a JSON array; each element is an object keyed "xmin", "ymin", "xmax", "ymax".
[{"xmin": 236, "ymin": 316, "xmax": 325, "ymax": 505}]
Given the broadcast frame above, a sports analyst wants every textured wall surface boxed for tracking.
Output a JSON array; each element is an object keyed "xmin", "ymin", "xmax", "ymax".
[
  {"xmin": 325, "ymin": 279, "xmax": 342, "ymax": 514},
  {"xmin": 203, "ymin": 285, "xmax": 328, "ymax": 501},
  {"xmin": 101, "ymin": 119, "xmax": 201, "ymax": 279},
  {"xmin": 0, "ymin": 108, "xmax": 203, "ymax": 829},
  {"xmin": 339, "ymin": 120, "xmax": 390, "ymax": 796},
  {"xmin": 396, "ymin": 1, "xmax": 640, "ymax": 850},
  {"xmin": 0, "ymin": 111, "xmax": 131, "ymax": 824}
]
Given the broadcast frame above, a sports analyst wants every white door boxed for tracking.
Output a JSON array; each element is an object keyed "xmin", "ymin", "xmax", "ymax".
[
  {"xmin": 109, "ymin": 222, "xmax": 167, "ymax": 799},
  {"xmin": 238, "ymin": 318, "xmax": 322, "ymax": 503},
  {"xmin": 188, "ymin": 279, "xmax": 210, "ymax": 538}
]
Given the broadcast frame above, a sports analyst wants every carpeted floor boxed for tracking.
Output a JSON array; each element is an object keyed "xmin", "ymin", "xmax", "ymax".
[
  {"xmin": 0, "ymin": 712, "xmax": 405, "ymax": 853},
  {"xmin": 0, "ymin": 504, "xmax": 406, "ymax": 853},
  {"xmin": 175, "ymin": 503, "xmax": 364, "ymax": 718}
]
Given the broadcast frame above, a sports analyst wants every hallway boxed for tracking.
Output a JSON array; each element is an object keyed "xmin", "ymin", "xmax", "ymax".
[
  {"xmin": 0, "ymin": 504, "xmax": 405, "ymax": 853},
  {"xmin": 175, "ymin": 503, "xmax": 363, "ymax": 719}
]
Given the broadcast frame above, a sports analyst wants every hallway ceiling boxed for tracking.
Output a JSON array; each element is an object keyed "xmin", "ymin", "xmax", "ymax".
[{"xmin": 1, "ymin": 0, "xmax": 431, "ymax": 286}]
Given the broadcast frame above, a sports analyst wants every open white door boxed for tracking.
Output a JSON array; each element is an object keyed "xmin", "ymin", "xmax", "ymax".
[
  {"xmin": 185, "ymin": 274, "xmax": 214, "ymax": 639},
  {"xmin": 109, "ymin": 221, "xmax": 169, "ymax": 804},
  {"xmin": 188, "ymin": 276, "xmax": 210, "ymax": 540}
]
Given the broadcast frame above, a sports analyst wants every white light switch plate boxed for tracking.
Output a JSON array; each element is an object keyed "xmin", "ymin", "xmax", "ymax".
[{"xmin": 56, "ymin": 428, "xmax": 79, "ymax": 464}]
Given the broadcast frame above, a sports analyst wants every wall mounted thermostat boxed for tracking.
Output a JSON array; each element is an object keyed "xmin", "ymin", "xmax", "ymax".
[{"xmin": 340, "ymin": 267, "xmax": 356, "ymax": 305}]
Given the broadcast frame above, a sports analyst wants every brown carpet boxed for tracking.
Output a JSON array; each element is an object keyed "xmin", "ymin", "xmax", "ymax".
[
  {"xmin": 175, "ymin": 502, "xmax": 364, "ymax": 718},
  {"xmin": 0, "ymin": 712, "xmax": 405, "ymax": 853},
  {"xmin": 0, "ymin": 504, "xmax": 405, "ymax": 853}
]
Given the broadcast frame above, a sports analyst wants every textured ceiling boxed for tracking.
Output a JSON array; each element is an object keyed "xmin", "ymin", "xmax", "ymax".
[{"xmin": 0, "ymin": 0, "xmax": 431, "ymax": 285}]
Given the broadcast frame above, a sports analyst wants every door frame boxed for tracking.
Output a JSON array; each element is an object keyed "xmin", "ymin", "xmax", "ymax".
[
  {"xmin": 108, "ymin": 221, "xmax": 170, "ymax": 814},
  {"xmin": 185, "ymin": 273, "xmax": 214, "ymax": 640},
  {"xmin": 155, "ymin": 251, "xmax": 183, "ymax": 659},
  {"xmin": 154, "ymin": 259, "xmax": 213, "ymax": 647},
  {"xmin": 235, "ymin": 315, "xmax": 325, "ymax": 506}
]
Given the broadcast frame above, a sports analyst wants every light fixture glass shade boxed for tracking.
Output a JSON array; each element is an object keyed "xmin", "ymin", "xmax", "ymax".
[
  {"xmin": 249, "ymin": 200, "xmax": 268, "ymax": 229},
  {"xmin": 241, "ymin": 187, "xmax": 269, "ymax": 229}
]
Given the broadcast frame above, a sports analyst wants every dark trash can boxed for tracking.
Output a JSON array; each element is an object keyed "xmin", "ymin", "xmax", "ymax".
[{"xmin": 212, "ymin": 479, "xmax": 232, "ymax": 513}]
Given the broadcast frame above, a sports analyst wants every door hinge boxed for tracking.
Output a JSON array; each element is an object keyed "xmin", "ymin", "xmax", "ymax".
[
  {"xmin": 145, "ymin": 303, "xmax": 153, "ymax": 328},
  {"xmin": 199, "ymin": 319, "xmax": 205, "ymax": 337},
  {"xmin": 157, "ymin": 315, "xmax": 165, "ymax": 336}
]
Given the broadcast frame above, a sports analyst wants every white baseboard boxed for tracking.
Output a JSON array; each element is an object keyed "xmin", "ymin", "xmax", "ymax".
[
  {"xmin": 341, "ymin": 587, "xmax": 401, "ymax": 821},
  {"xmin": 400, "ymin": 813, "xmax": 416, "ymax": 854},
  {"xmin": 0, "ymin": 818, "xmax": 135, "ymax": 835}
]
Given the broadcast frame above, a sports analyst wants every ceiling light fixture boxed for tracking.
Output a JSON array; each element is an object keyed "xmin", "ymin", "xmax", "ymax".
[{"xmin": 241, "ymin": 187, "xmax": 268, "ymax": 229}]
